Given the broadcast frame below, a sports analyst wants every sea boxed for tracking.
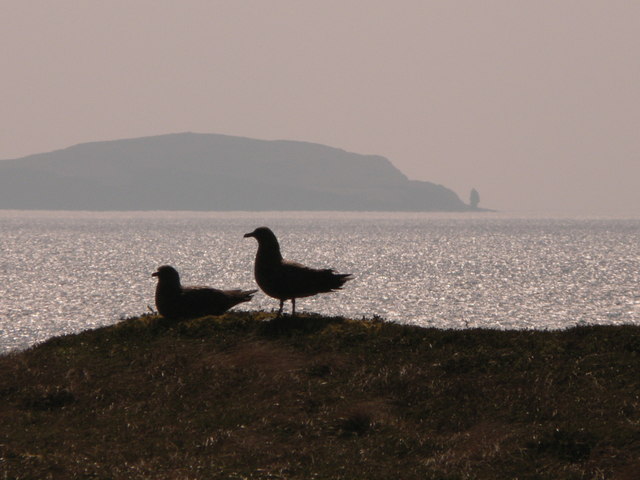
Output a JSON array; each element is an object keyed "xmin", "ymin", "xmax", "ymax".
[{"xmin": 1, "ymin": 210, "xmax": 639, "ymax": 353}]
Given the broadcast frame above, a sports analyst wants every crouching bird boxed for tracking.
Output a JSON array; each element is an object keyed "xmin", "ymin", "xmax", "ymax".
[
  {"xmin": 152, "ymin": 265, "xmax": 256, "ymax": 319},
  {"xmin": 244, "ymin": 226, "xmax": 352, "ymax": 316}
]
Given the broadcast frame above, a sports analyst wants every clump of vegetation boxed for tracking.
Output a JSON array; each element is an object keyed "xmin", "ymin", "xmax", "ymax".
[{"xmin": 1, "ymin": 312, "xmax": 639, "ymax": 479}]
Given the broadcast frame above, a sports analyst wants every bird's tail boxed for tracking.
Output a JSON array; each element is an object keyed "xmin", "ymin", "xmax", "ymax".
[
  {"xmin": 239, "ymin": 289, "xmax": 258, "ymax": 303},
  {"xmin": 325, "ymin": 271, "xmax": 353, "ymax": 291}
]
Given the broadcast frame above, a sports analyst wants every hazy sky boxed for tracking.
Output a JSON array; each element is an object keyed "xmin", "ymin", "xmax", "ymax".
[{"xmin": 2, "ymin": 1, "xmax": 639, "ymax": 214}]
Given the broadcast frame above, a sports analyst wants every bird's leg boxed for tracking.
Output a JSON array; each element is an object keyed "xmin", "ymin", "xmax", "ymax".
[
  {"xmin": 291, "ymin": 298, "xmax": 296, "ymax": 317},
  {"xmin": 277, "ymin": 300, "xmax": 284, "ymax": 317}
]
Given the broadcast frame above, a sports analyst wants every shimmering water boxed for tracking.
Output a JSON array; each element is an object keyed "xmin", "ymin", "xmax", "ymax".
[{"xmin": 1, "ymin": 211, "xmax": 639, "ymax": 353}]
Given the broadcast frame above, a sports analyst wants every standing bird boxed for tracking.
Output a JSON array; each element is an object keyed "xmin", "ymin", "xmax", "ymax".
[
  {"xmin": 152, "ymin": 265, "xmax": 256, "ymax": 319},
  {"xmin": 244, "ymin": 226, "xmax": 352, "ymax": 316}
]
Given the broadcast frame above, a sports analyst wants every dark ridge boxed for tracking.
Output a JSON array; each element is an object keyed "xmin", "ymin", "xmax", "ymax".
[{"xmin": 1, "ymin": 312, "xmax": 638, "ymax": 479}]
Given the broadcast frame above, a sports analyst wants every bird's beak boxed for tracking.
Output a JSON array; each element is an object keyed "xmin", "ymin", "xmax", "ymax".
[
  {"xmin": 152, "ymin": 271, "xmax": 159, "ymax": 277},
  {"xmin": 243, "ymin": 232, "xmax": 254, "ymax": 238}
]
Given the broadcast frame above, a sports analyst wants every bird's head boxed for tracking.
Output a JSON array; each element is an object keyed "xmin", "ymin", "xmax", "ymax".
[
  {"xmin": 244, "ymin": 226, "xmax": 281, "ymax": 255},
  {"xmin": 244, "ymin": 226, "xmax": 277, "ymax": 243},
  {"xmin": 152, "ymin": 265, "xmax": 181, "ymax": 284}
]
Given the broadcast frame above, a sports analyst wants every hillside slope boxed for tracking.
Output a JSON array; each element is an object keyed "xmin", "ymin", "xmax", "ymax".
[
  {"xmin": 0, "ymin": 133, "xmax": 472, "ymax": 211},
  {"xmin": 1, "ymin": 313, "xmax": 638, "ymax": 479}
]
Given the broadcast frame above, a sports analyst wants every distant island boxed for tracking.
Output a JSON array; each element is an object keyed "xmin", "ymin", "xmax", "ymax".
[{"xmin": 0, "ymin": 132, "xmax": 480, "ymax": 211}]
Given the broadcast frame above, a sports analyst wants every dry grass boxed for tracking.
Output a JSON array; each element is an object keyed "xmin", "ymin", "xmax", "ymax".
[{"xmin": 1, "ymin": 312, "xmax": 639, "ymax": 479}]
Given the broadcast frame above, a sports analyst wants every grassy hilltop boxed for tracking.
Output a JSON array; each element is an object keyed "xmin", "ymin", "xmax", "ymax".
[{"xmin": 1, "ymin": 312, "xmax": 639, "ymax": 479}]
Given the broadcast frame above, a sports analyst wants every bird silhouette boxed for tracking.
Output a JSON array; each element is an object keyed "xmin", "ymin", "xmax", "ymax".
[
  {"xmin": 152, "ymin": 265, "xmax": 256, "ymax": 319},
  {"xmin": 244, "ymin": 226, "xmax": 352, "ymax": 316}
]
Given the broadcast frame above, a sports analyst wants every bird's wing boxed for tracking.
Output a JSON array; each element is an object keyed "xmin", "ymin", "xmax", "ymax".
[
  {"xmin": 278, "ymin": 260, "xmax": 346, "ymax": 297},
  {"xmin": 181, "ymin": 286, "xmax": 230, "ymax": 315}
]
